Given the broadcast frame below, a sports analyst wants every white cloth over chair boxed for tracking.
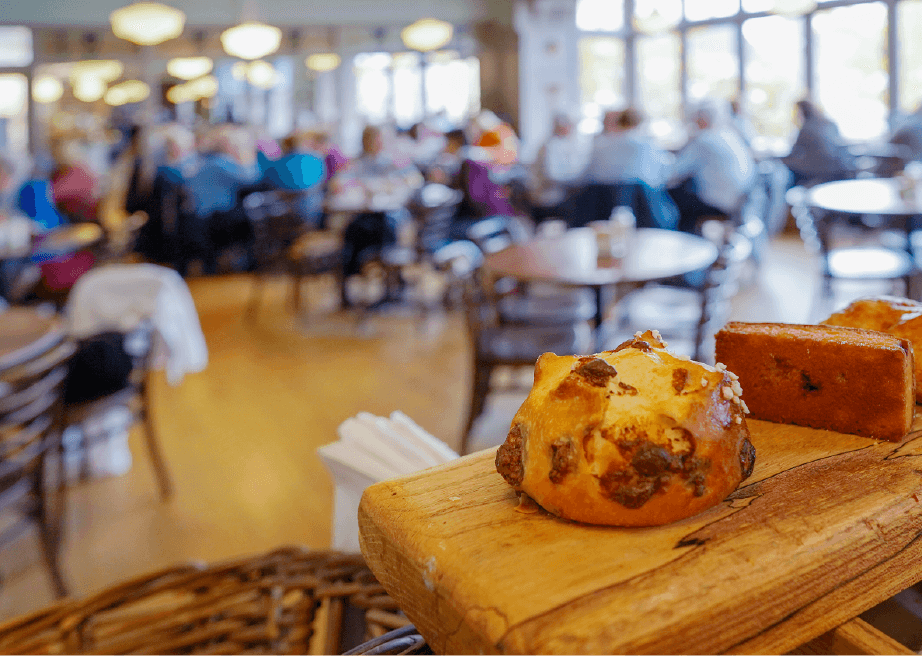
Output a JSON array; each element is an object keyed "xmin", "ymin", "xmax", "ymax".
[
  {"xmin": 66, "ymin": 263, "xmax": 208, "ymax": 385},
  {"xmin": 318, "ymin": 411, "xmax": 458, "ymax": 552}
]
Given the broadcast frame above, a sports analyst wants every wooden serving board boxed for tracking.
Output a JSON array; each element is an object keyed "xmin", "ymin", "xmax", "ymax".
[{"xmin": 358, "ymin": 415, "xmax": 922, "ymax": 654}]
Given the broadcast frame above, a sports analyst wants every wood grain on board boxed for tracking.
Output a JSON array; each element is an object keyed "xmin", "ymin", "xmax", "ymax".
[{"xmin": 359, "ymin": 415, "xmax": 922, "ymax": 654}]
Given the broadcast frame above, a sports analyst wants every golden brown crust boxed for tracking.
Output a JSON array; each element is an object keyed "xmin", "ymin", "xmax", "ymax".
[
  {"xmin": 495, "ymin": 331, "xmax": 754, "ymax": 527},
  {"xmin": 822, "ymin": 296, "xmax": 922, "ymax": 402},
  {"xmin": 823, "ymin": 296, "xmax": 921, "ymax": 332},
  {"xmin": 714, "ymin": 322, "xmax": 914, "ymax": 442}
]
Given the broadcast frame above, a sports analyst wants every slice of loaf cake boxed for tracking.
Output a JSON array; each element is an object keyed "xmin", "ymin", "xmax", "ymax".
[{"xmin": 714, "ymin": 322, "xmax": 914, "ymax": 442}]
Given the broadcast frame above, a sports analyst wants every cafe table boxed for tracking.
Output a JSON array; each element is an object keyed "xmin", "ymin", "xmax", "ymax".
[
  {"xmin": 0, "ymin": 222, "xmax": 104, "ymax": 302},
  {"xmin": 806, "ymin": 178, "xmax": 921, "ymax": 296},
  {"xmin": 482, "ymin": 227, "xmax": 719, "ymax": 337}
]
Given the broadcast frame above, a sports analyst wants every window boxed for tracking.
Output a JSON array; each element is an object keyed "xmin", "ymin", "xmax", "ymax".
[
  {"xmin": 426, "ymin": 52, "xmax": 480, "ymax": 125},
  {"xmin": 684, "ymin": 0, "xmax": 739, "ymax": 22},
  {"xmin": 393, "ymin": 52, "xmax": 423, "ymax": 126},
  {"xmin": 0, "ymin": 27, "xmax": 33, "ymax": 67},
  {"xmin": 576, "ymin": 0, "xmax": 624, "ymax": 32},
  {"xmin": 637, "ymin": 33, "xmax": 682, "ymax": 144},
  {"xmin": 686, "ymin": 24, "xmax": 739, "ymax": 103},
  {"xmin": 353, "ymin": 51, "xmax": 480, "ymax": 128},
  {"xmin": 572, "ymin": 0, "xmax": 915, "ymax": 150},
  {"xmin": 898, "ymin": 0, "xmax": 922, "ymax": 115},
  {"xmin": 633, "ymin": 0, "xmax": 681, "ymax": 33},
  {"xmin": 743, "ymin": 14, "xmax": 805, "ymax": 148},
  {"xmin": 813, "ymin": 2, "xmax": 888, "ymax": 141},
  {"xmin": 578, "ymin": 36, "xmax": 626, "ymax": 133},
  {"xmin": 354, "ymin": 52, "xmax": 392, "ymax": 126},
  {"xmin": 0, "ymin": 74, "xmax": 29, "ymax": 157}
]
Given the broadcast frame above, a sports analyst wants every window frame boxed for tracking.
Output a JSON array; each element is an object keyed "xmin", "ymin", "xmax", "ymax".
[{"xmin": 575, "ymin": 0, "xmax": 908, "ymax": 137}]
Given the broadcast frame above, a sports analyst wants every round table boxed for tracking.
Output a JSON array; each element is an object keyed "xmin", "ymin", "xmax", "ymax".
[
  {"xmin": 807, "ymin": 178, "xmax": 922, "ymax": 216},
  {"xmin": 0, "ymin": 307, "xmax": 65, "ymax": 371},
  {"xmin": 483, "ymin": 227, "xmax": 719, "ymax": 329},
  {"xmin": 806, "ymin": 178, "xmax": 920, "ymax": 297}
]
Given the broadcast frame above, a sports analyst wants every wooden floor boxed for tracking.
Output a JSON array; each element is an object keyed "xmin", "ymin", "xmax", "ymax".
[{"xmin": 0, "ymin": 232, "xmax": 900, "ymax": 622}]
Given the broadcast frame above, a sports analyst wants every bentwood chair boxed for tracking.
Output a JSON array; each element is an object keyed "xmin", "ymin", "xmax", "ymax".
[
  {"xmin": 466, "ymin": 216, "xmax": 597, "ymax": 327},
  {"xmin": 787, "ymin": 185, "xmax": 915, "ymax": 309},
  {"xmin": 461, "ymin": 271, "xmax": 593, "ymax": 454},
  {"xmin": 244, "ymin": 190, "xmax": 344, "ymax": 318},
  {"xmin": 0, "ymin": 337, "xmax": 75, "ymax": 597},
  {"xmin": 64, "ymin": 321, "xmax": 173, "ymax": 500},
  {"xmin": 609, "ymin": 224, "xmax": 753, "ymax": 362}
]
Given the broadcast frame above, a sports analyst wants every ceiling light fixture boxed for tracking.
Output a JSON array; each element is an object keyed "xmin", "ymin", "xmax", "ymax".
[
  {"xmin": 110, "ymin": 2, "xmax": 185, "ymax": 46},
  {"xmin": 72, "ymin": 76, "xmax": 107, "ymax": 103},
  {"xmin": 246, "ymin": 60, "xmax": 278, "ymax": 89},
  {"xmin": 221, "ymin": 21, "xmax": 282, "ymax": 60},
  {"xmin": 167, "ymin": 56, "xmax": 213, "ymax": 80},
  {"xmin": 166, "ymin": 82, "xmax": 196, "ymax": 104},
  {"xmin": 69, "ymin": 60, "xmax": 124, "ymax": 83},
  {"xmin": 306, "ymin": 53, "xmax": 341, "ymax": 72},
  {"xmin": 33, "ymin": 76, "xmax": 64, "ymax": 103},
  {"xmin": 104, "ymin": 79, "xmax": 150, "ymax": 106},
  {"xmin": 400, "ymin": 18, "xmax": 453, "ymax": 52},
  {"xmin": 187, "ymin": 74, "xmax": 218, "ymax": 98}
]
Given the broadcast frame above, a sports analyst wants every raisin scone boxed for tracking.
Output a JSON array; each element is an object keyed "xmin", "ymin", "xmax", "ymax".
[{"xmin": 495, "ymin": 330, "xmax": 755, "ymax": 527}]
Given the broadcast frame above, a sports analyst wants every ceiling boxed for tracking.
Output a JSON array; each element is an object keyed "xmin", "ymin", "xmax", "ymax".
[{"xmin": 0, "ymin": 0, "xmax": 503, "ymax": 28}]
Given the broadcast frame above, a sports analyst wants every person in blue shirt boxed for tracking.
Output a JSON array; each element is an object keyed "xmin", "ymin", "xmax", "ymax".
[
  {"xmin": 17, "ymin": 178, "xmax": 64, "ymax": 232},
  {"xmin": 184, "ymin": 125, "xmax": 259, "ymax": 273},
  {"xmin": 260, "ymin": 133, "xmax": 326, "ymax": 227}
]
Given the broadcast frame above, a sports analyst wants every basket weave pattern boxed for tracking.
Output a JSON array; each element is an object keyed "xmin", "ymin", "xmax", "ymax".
[{"xmin": 0, "ymin": 546, "xmax": 410, "ymax": 655}]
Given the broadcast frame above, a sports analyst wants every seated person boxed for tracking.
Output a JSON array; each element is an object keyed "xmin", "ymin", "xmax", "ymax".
[
  {"xmin": 584, "ymin": 108, "xmax": 672, "ymax": 188},
  {"xmin": 569, "ymin": 108, "xmax": 676, "ymax": 229},
  {"xmin": 527, "ymin": 114, "xmax": 589, "ymax": 221},
  {"xmin": 184, "ymin": 125, "xmax": 259, "ymax": 273},
  {"xmin": 261, "ymin": 132, "xmax": 326, "ymax": 226},
  {"xmin": 427, "ymin": 129, "xmax": 467, "ymax": 190},
  {"xmin": 781, "ymin": 99, "xmax": 857, "ymax": 186},
  {"xmin": 50, "ymin": 140, "xmax": 102, "ymax": 225},
  {"xmin": 332, "ymin": 125, "xmax": 422, "ymax": 306},
  {"xmin": 139, "ymin": 125, "xmax": 200, "ymax": 270},
  {"xmin": 883, "ymin": 102, "xmax": 922, "ymax": 177},
  {"xmin": 668, "ymin": 99, "xmax": 756, "ymax": 234}
]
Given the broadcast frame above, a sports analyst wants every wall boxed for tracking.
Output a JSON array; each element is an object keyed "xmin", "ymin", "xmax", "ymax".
[
  {"xmin": 514, "ymin": 0, "xmax": 579, "ymax": 160},
  {"xmin": 475, "ymin": 19, "xmax": 519, "ymax": 132}
]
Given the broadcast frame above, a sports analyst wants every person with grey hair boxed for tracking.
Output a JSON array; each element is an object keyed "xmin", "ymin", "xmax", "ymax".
[
  {"xmin": 528, "ymin": 113, "xmax": 589, "ymax": 218},
  {"xmin": 667, "ymin": 98, "xmax": 756, "ymax": 233}
]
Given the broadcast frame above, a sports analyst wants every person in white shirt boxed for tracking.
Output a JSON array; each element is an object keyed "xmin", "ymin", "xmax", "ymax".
[
  {"xmin": 668, "ymin": 99, "xmax": 756, "ymax": 234},
  {"xmin": 529, "ymin": 114, "xmax": 589, "ymax": 212},
  {"xmin": 583, "ymin": 108, "xmax": 673, "ymax": 188}
]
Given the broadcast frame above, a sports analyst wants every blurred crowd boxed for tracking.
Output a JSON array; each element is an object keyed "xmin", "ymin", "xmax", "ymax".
[{"xmin": 3, "ymin": 94, "xmax": 922, "ymax": 306}]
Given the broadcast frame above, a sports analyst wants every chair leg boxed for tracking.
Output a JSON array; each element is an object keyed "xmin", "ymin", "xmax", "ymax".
[
  {"xmin": 36, "ymin": 452, "xmax": 68, "ymax": 598},
  {"xmin": 246, "ymin": 273, "xmax": 266, "ymax": 320},
  {"xmin": 140, "ymin": 383, "xmax": 174, "ymax": 500},
  {"xmin": 461, "ymin": 361, "xmax": 493, "ymax": 456},
  {"xmin": 290, "ymin": 273, "xmax": 305, "ymax": 314}
]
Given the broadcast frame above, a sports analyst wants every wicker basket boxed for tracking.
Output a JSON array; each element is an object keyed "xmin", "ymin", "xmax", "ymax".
[{"xmin": 0, "ymin": 546, "xmax": 411, "ymax": 655}]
